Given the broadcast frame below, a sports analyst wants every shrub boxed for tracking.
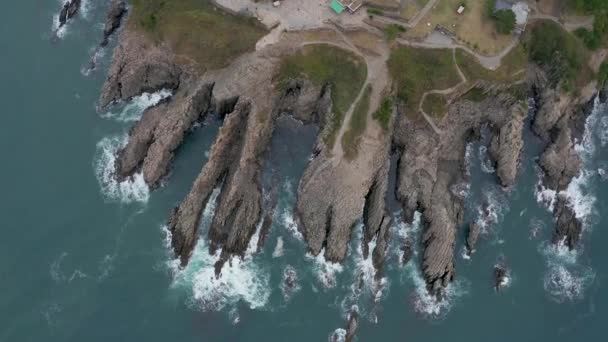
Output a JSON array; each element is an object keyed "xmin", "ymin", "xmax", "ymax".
[{"xmin": 493, "ymin": 9, "xmax": 516, "ymax": 34}]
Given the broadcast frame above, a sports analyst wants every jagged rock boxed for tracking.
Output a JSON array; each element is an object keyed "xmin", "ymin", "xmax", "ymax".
[
  {"xmin": 466, "ymin": 222, "xmax": 481, "ymax": 254},
  {"xmin": 168, "ymin": 101, "xmax": 252, "ymax": 265},
  {"xmin": 533, "ymin": 84, "xmax": 598, "ymax": 250},
  {"xmin": 281, "ymin": 265, "xmax": 299, "ymax": 300},
  {"xmin": 99, "ymin": 30, "xmax": 181, "ymax": 109},
  {"xmin": 489, "ymin": 106, "xmax": 525, "ymax": 187},
  {"xmin": 101, "ymin": 0, "xmax": 127, "ymax": 47},
  {"xmin": 553, "ymin": 197, "xmax": 582, "ymax": 249},
  {"xmin": 58, "ymin": 0, "xmax": 81, "ymax": 28},
  {"xmin": 345, "ymin": 310, "xmax": 359, "ymax": 342},
  {"xmin": 539, "ymin": 123, "xmax": 582, "ymax": 190},
  {"xmin": 394, "ymin": 93, "xmax": 520, "ymax": 296},
  {"xmin": 296, "ymin": 104, "xmax": 392, "ymax": 263},
  {"xmin": 116, "ymin": 80, "xmax": 214, "ymax": 187}
]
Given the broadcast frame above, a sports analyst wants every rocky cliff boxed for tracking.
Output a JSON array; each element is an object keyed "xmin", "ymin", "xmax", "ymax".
[
  {"xmin": 392, "ymin": 84, "xmax": 524, "ymax": 295},
  {"xmin": 532, "ymin": 81, "xmax": 598, "ymax": 250}
]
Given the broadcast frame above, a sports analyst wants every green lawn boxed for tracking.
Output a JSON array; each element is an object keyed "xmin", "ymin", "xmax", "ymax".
[
  {"xmin": 455, "ymin": 44, "xmax": 527, "ymax": 83},
  {"xmin": 342, "ymin": 86, "xmax": 372, "ymax": 160},
  {"xmin": 277, "ymin": 45, "xmax": 367, "ymax": 148},
  {"xmin": 388, "ymin": 46, "xmax": 461, "ymax": 117},
  {"xmin": 421, "ymin": 93, "xmax": 448, "ymax": 118},
  {"xmin": 130, "ymin": 0, "xmax": 267, "ymax": 72},
  {"xmin": 373, "ymin": 97, "xmax": 393, "ymax": 130}
]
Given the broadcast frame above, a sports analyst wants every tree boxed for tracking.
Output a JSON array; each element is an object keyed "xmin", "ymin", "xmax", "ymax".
[{"xmin": 493, "ymin": 9, "xmax": 516, "ymax": 34}]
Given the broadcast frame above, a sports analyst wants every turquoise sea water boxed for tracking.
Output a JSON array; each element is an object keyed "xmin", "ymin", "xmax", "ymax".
[{"xmin": 1, "ymin": 2, "xmax": 607, "ymax": 341}]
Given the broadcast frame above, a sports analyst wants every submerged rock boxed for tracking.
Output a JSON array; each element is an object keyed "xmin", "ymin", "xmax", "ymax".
[
  {"xmin": 494, "ymin": 262, "xmax": 510, "ymax": 292},
  {"xmin": 466, "ymin": 222, "xmax": 482, "ymax": 255}
]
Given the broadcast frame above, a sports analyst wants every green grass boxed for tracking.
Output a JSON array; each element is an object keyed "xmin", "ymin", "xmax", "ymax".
[
  {"xmin": 277, "ymin": 45, "xmax": 367, "ymax": 148},
  {"xmin": 130, "ymin": 0, "xmax": 267, "ymax": 72},
  {"xmin": 373, "ymin": 97, "xmax": 393, "ymax": 130},
  {"xmin": 524, "ymin": 21, "xmax": 594, "ymax": 92},
  {"xmin": 388, "ymin": 46, "xmax": 461, "ymax": 117},
  {"xmin": 342, "ymin": 86, "xmax": 372, "ymax": 160},
  {"xmin": 384, "ymin": 24, "xmax": 407, "ymax": 41},
  {"xmin": 463, "ymin": 87, "xmax": 488, "ymax": 102},
  {"xmin": 454, "ymin": 44, "xmax": 527, "ymax": 83},
  {"xmin": 421, "ymin": 93, "xmax": 448, "ymax": 118}
]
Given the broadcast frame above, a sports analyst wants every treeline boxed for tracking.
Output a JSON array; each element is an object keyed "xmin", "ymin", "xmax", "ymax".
[{"xmin": 570, "ymin": 0, "xmax": 608, "ymax": 50}]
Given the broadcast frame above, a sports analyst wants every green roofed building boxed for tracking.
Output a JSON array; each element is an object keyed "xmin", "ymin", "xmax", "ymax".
[{"xmin": 330, "ymin": 0, "xmax": 345, "ymax": 14}]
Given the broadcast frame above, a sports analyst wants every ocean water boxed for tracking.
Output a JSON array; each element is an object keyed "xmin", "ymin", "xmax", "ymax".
[{"xmin": 1, "ymin": 2, "xmax": 607, "ymax": 341}]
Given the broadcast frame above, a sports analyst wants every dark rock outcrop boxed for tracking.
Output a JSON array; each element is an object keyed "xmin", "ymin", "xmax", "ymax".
[
  {"xmin": 115, "ymin": 80, "xmax": 214, "ymax": 187},
  {"xmin": 532, "ymin": 82, "xmax": 598, "ymax": 250},
  {"xmin": 99, "ymin": 30, "xmax": 182, "ymax": 109},
  {"xmin": 58, "ymin": 0, "xmax": 81, "ymax": 28},
  {"xmin": 393, "ymin": 84, "xmax": 523, "ymax": 296},
  {"xmin": 345, "ymin": 310, "xmax": 359, "ymax": 342},
  {"xmin": 101, "ymin": 0, "xmax": 128, "ymax": 48}
]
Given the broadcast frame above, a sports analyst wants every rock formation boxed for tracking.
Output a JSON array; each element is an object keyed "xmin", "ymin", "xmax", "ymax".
[
  {"xmin": 58, "ymin": 0, "xmax": 81, "ymax": 29},
  {"xmin": 532, "ymin": 81, "xmax": 598, "ymax": 250},
  {"xmin": 393, "ymin": 84, "xmax": 524, "ymax": 296},
  {"xmin": 466, "ymin": 222, "xmax": 482, "ymax": 255},
  {"xmin": 101, "ymin": 0, "xmax": 127, "ymax": 48}
]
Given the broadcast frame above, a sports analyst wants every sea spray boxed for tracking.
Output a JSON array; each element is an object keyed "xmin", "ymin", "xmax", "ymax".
[
  {"xmin": 306, "ymin": 249, "xmax": 344, "ymax": 289},
  {"xmin": 94, "ymin": 135, "xmax": 150, "ymax": 203},
  {"xmin": 101, "ymin": 89, "xmax": 173, "ymax": 122},
  {"xmin": 166, "ymin": 187, "xmax": 271, "ymax": 312}
]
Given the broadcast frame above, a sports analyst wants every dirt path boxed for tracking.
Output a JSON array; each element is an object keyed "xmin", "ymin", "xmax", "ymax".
[{"xmin": 328, "ymin": 27, "xmax": 391, "ymax": 161}]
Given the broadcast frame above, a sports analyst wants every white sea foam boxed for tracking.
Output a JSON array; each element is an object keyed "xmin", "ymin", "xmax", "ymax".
[
  {"xmin": 540, "ymin": 241, "xmax": 595, "ymax": 303},
  {"xmin": 306, "ymin": 249, "xmax": 344, "ymax": 289},
  {"xmin": 94, "ymin": 135, "xmax": 150, "ymax": 203},
  {"xmin": 101, "ymin": 89, "xmax": 173, "ymax": 122},
  {"xmin": 405, "ymin": 263, "xmax": 468, "ymax": 319},
  {"xmin": 328, "ymin": 328, "xmax": 347, "ymax": 342},
  {"xmin": 272, "ymin": 236, "xmax": 284, "ymax": 258},
  {"xmin": 167, "ymin": 186, "xmax": 270, "ymax": 312},
  {"xmin": 534, "ymin": 166, "xmax": 557, "ymax": 211},
  {"xmin": 562, "ymin": 169, "xmax": 597, "ymax": 228},
  {"xmin": 543, "ymin": 264, "xmax": 595, "ymax": 303},
  {"xmin": 478, "ymin": 145, "xmax": 496, "ymax": 173}
]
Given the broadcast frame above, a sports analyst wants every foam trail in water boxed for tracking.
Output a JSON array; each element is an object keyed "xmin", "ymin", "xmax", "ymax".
[
  {"xmin": 101, "ymin": 89, "xmax": 173, "ymax": 122},
  {"xmin": 94, "ymin": 135, "xmax": 150, "ymax": 203},
  {"xmin": 272, "ymin": 237, "xmax": 284, "ymax": 258}
]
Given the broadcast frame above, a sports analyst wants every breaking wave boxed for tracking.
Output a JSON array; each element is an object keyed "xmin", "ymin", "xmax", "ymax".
[
  {"xmin": 278, "ymin": 181, "xmax": 303, "ymax": 240},
  {"xmin": 306, "ymin": 249, "xmax": 344, "ymax": 289},
  {"xmin": 328, "ymin": 328, "xmax": 347, "ymax": 342},
  {"xmin": 166, "ymin": 187, "xmax": 270, "ymax": 313},
  {"xmin": 405, "ymin": 262, "xmax": 469, "ymax": 319},
  {"xmin": 94, "ymin": 135, "xmax": 150, "ymax": 203},
  {"xmin": 101, "ymin": 89, "xmax": 173, "ymax": 122},
  {"xmin": 540, "ymin": 241, "xmax": 596, "ymax": 303}
]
